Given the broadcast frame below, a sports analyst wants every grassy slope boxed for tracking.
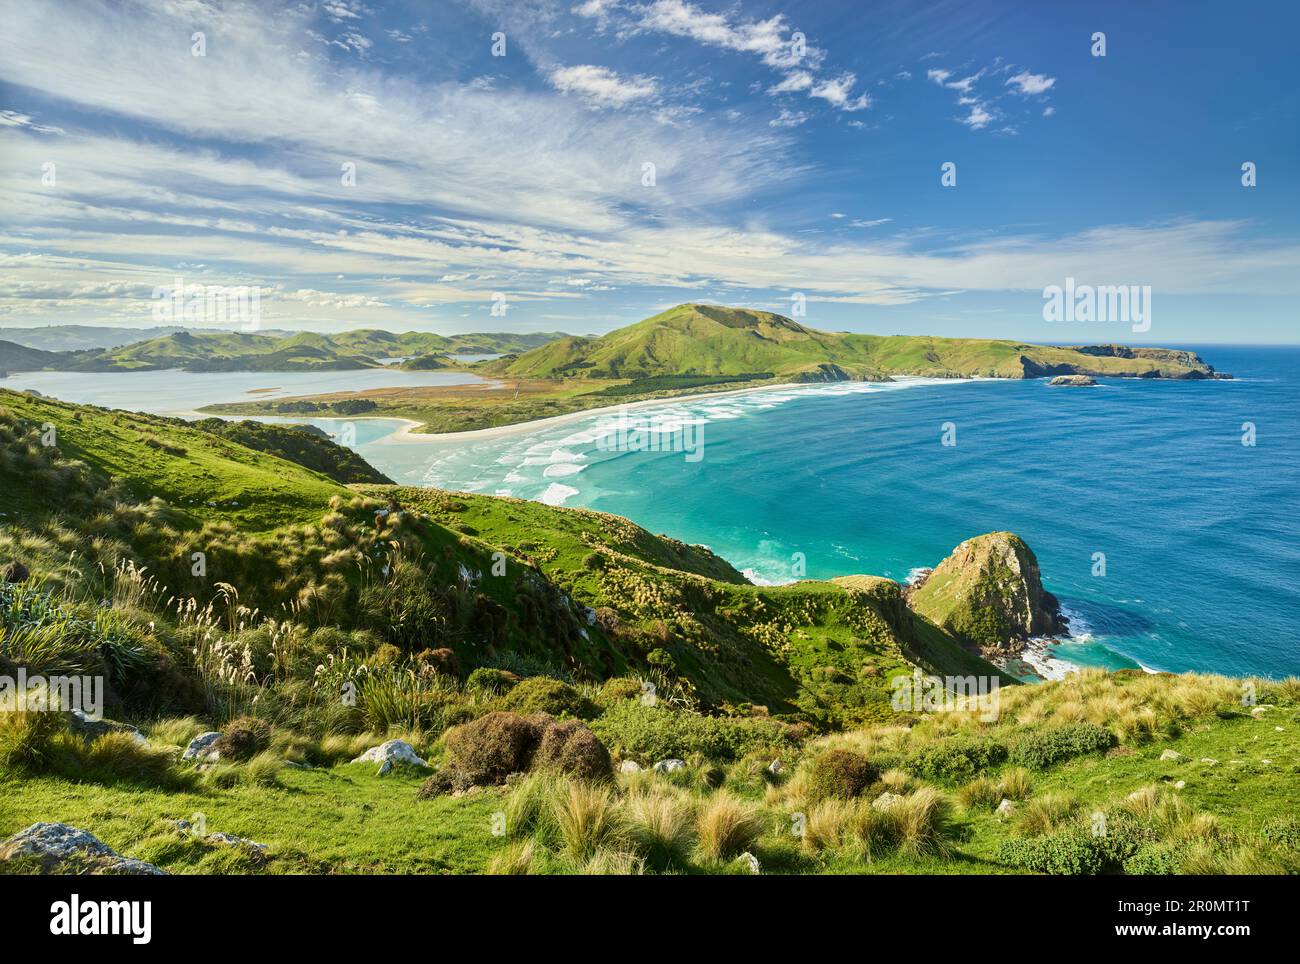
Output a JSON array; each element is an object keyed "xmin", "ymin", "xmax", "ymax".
[
  {"xmin": 0, "ymin": 389, "xmax": 348, "ymax": 531},
  {"xmin": 3, "ymin": 682, "xmax": 1292, "ymax": 875}
]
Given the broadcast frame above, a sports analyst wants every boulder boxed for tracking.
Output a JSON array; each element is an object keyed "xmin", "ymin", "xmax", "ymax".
[
  {"xmin": 182, "ymin": 731, "xmax": 222, "ymax": 762},
  {"xmin": 0, "ymin": 823, "xmax": 165, "ymax": 875},
  {"xmin": 871, "ymin": 791, "xmax": 905, "ymax": 812},
  {"xmin": 735, "ymin": 851, "xmax": 762, "ymax": 874},
  {"xmin": 767, "ymin": 759, "xmax": 784, "ymax": 775},
  {"xmin": 1159, "ymin": 749, "xmax": 1182, "ymax": 761},
  {"xmin": 352, "ymin": 739, "xmax": 429, "ymax": 773},
  {"xmin": 996, "ymin": 798, "xmax": 1016, "ymax": 816},
  {"xmin": 909, "ymin": 531, "xmax": 1062, "ymax": 647},
  {"xmin": 653, "ymin": 759, "xmax": 686, "ymax": 774},
  {"xmin": 1048, "ymin": 374, "xmax": 1098, "ymax": 387},
  {"xmin": 619, "ymin": 759, "xmax": 643, "ymax": 773}
]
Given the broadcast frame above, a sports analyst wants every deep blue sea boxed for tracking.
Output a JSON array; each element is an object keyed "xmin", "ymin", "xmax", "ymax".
[{"xmin": 402, "ymin": 346, "xmax": 1300, "ymax": 679}]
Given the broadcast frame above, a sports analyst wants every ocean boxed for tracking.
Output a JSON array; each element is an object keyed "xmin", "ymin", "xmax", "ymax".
[
  {"xmin": 5, "ymin": 346, "xmax": 1296, "ymax": 679},
  {"xmin": 396, "ymin": 346, "xmax": 1300, "ymax": 680}
]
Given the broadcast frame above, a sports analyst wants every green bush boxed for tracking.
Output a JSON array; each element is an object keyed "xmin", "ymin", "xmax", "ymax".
[
  {"xmin": 499, "ymin": 676, "xmax": 597, "ymax": 720},
  {"xmin": 1009, "ymin": 723, "xmax": 1116, "ymax": 769},
  {"xmin": 806, "ymin": 749, "xmax": 877, "ymax": 802},
  {"xmin": 1124, "ymin": 844, "xmax": 1181, "ymax": 875},
  {"xmin": 596, "ymin": 677, "xmax": 644, "ymax": 706},
  {"xmin": 999, "ymin": 822, "xmax": 1141, "ymax": 875},
  {"xmin": 466, "ymin": 667, "xmax": 519, "ymax": 695},
  {"xmin": 909, "ymin": 736, "xmax": 1008, "ymax": 780},
  {"xmin": 590, "ymin": 700, "xmax": 787, "ymax": 763}
]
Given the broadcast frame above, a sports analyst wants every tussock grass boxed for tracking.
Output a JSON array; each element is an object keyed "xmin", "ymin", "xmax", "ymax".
[
  {"xmin": 625, "ymin": 786, "xmax": 696, "ymax": 870},
  {"xmin": 487, "ymin": 840, "xmax": 537, "ymax": 875},
  {"xmin": 1017, "ymin": 792, "xmax": 1078, "ymax": 836},
  {"xmin": 695, "ymin": 792, "xmax": 762, "ymax": 861},
  {"xmin": 552, "ymin": 781, "xmax": 625, "ymax": 862}
]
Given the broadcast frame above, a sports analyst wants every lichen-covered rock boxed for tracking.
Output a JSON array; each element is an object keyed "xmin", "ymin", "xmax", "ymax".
[
  {"xmin": 871, "ymin": 792, "xmax": 905, "ymax": 812},
  {"xmin": 182, "ymin": 731, "xmax": 222, "ymax": 762},
  {"xmin": 909, "ymin": 531, "xmax": 1062, "ymax": 647},
  {"xmin": 653, "ymin": 759, "xmax": 686, "ymax": 773},
  {"xmin": 351, "ymin": 739, "xmax": 429, "ymax": 770},
  {"xmin": 0, "ymin": 823, "xmax": 166, "ymax": 875}
]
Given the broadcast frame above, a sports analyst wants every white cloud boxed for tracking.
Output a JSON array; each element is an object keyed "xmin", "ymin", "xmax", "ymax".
[
  {"xmin": 548, "ymin": 64, "xmax": 658, "ymax": 107},
  {"xmin": 769, "ymin": 109, "xmax": 808, "ymax": 128},
  {"xmin": 809, "ymin": 73, "xmax": 870, "ymax": 111},
  {"xmin": 959, "ymin": 103, "xmax": 994, "ymax": 130},
  {"xmin": 1006, "ymin": 71, "xmax": 1055, "ymax": 96}
]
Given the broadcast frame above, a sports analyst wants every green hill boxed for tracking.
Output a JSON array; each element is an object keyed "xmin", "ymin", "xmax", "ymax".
[
  {"xmin": 0, "ymin": 340, "xmax": 64, "ymax": 375},
  {"xmin": 493, "ymin": 304, "xmax": 1229, "ymax": 381}
]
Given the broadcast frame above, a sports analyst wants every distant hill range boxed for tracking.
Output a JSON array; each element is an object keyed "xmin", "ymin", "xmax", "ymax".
[
  {"xmin": 0, "ymin": 328, "xmax": 570, "ymax": 374},
  {"xmin": 489, "ymin": 304, "xmax": 1231, "ymax": 381}
]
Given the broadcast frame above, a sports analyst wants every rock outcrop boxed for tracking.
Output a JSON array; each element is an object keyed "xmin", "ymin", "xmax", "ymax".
[
  {"xmin": 1049, "ymin": 374, "xmax": 1097, "ymax": 387},
  {"xmin": 0, "ymin": 823, "xmax": 166, "ymax": 875},
  {"xmin": 909, "ymin": 532, "xmax": 1062, "ymax": 648}
]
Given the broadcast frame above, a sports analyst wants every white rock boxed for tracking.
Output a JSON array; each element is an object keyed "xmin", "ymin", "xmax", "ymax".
[
  {"xmin": 1174, "ymin": 780, "xmax": 1186, "ymax": 790},
  {"xmin": 0, "ymin": 823, "xmax": 165, "ymax": 875},
  {"xmin": 872, "ymin": 792, "xmax": 905, "ymax": 812},
  {"xmin": 767, "ymin": 759, "xmax": 784, "ymax": 775},
  {"xmin": 1199, "ymin": 758, "xmax": 1218, "ymax": 764},
  {"xmin": 735, "ymin": 851, "xmax": 761, "ymax": 875},
  {"xmin": 618, "ymin": 760, "xmax": 643, "ymax": 773},
  {"xmin": 653, "ymin": 759, "xmax": 685, "ymax": 774},
  {"xmin": 182, "ymin": 731, "xmax": 222, "ymax": 762},
  {"xmin": 1159, "ymin": 749, "xmax": 1182, "ymax": 761},
  {"xmin": 996, "ymin": 798, "xmax": 1016, "ymax": 816},
  {"xmin": 351, "ymin": 739, "xmax": 428, "ymax": 771}
]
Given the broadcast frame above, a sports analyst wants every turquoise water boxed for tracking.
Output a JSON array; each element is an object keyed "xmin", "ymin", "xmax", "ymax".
[
  {"xmin": 393, "ymin": 347, "xmax": 1300, "ymax": 679},
  {"xmin": 7, "ymin": 348, "xmax": 1296, "ymax": 678}
]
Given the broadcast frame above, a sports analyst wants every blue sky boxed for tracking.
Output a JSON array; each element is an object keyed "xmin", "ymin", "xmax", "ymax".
[{"xmin": 0, "ymin": 0, "xmax": 1296, "ymax": 342}]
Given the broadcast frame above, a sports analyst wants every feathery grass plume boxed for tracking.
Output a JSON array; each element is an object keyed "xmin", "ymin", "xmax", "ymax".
[
  {"xmin": 505, "ymin": 770, "xmax": 564, "ymax": 843},
  {"xmin": 579, "ymin": 847, "xmax": 645, "ymax": 875},
  {"xmin": 552, "ymin": 780, "xmax": 625, "ymax": 862},
  {"xmin": 997, "ymin": 767, "xmax": 1032, "ymax": 800},
  {"xmin": 696, "ymin": 791, "xmax": 763, "ymax": 861},
  {"xmin": 146, "ymin": 715, "xmax": 208, "ymax": 749},
  {"xmin": 842, "ymin": 800, "xmax": 902, "ymax": 862},
  {"xmin": 893, "ymin": 786, "xmax": 956, "ymax": 858},
  {"xmin": 240, "ymin": 751, "xmax": 284, "ymax": 788},
  {"xmin": 487, "ymin": 840, "xmax": 537, "ymax": 875},
  {"xmin": 624, "ymin": 786, "xmax": 696, "ymax": 869},
  {"xmin": 958, "ymin": 775, "xmax": 1002, "ymax": 810},
  {"xmin": 1016, "ymin": 792, "xmax": 1079, "ymax": 836},
  {"xmin": 802, "ymin": 799, "xmax": 852, "ymax": 853}
]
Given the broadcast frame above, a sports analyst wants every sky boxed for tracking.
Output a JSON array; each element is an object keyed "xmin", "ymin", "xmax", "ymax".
[{"xmin": 0, "ymin": 0, "xmax": 1297, "ymax": 343}]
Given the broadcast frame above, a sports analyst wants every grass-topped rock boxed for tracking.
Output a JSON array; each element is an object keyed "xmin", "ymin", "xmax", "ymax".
[{"xmin": 909, "ymin": 532, "xmax": 1062, "ymax": 649}]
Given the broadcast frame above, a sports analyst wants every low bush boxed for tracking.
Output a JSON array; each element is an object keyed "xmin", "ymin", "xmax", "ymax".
[
  {"xmin": 805, "ymin": 749, "xmax": 877, "ymax": 803},
  {"xmin": 590, "ymin": 700, "xmax": 788, "ymax": 763},
  {"xmin": 466, "ymin": 667, "xmax": 519, "ymax": 695},
  {"xmin": 909, "ymin": 736, "xmax": 1008, "ymax": 780},
  {"xmin": 532, "ymin": 718, "xmax": 613, "ymax": 782},
  {"xmin": 596, "ymin": 677, "xmax": 644, "ymax": 706},
  {"xmin": 499, "ymin": 676, "xmax": 598, "ymax": 720},
  {"xmin": 1009, "ymin": 723, "xmax": 1115, "ymax": 769},
  {"xmin": 442, "ymin": 711, "xmax": 543, "ymax": 784}
]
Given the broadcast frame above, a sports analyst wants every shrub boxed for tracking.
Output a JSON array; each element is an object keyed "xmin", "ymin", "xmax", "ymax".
[
  {"xmin": 1263, "ymin": 818, "xmax": 1300, "ymax": 851},
  {"xmin": 590, "ymin": 700, "xmax": 787, "ymax": 763},
  {"xmin": 213, "ymin": 715, "xmax": 272, "ymax": 762},
  {"xmin": 805, "ymin": 749, "xmax": 877, "ymax": 803},
  {"xmin": 596, "ymin": 677, "xmax": 644, "ymax": 706},
  {"xmin": 909, "ymin": 736, "xmax": 1008, "ymax": 780},
  {"xmin": 1009, "ymin": 723, "xmax": 1115, "ymax": 769},
  {"xmin": 531, "ymin": 718, "xmax": 613, "ymax": 782},
  {"xmin": 646, "ymin": 648, "xmax": 676, "ymax": 673},
  {"xmin": 466, "ymin": 667, "xmax": 519, "ymax": 695},
  {"xmin": 442, "ymin": 711, "xmax": 544, "ymax": 784},
  {"xmin": 696, "ymin": 792, "xmax": 763, "ymax": 861},
  {"xmin": 1124, "ymin": 844, "xmax": 1181, "ymax": 875},
  {"xmin": 500, "ymin": 676, "xmax": 597, "ymax": 720}
]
